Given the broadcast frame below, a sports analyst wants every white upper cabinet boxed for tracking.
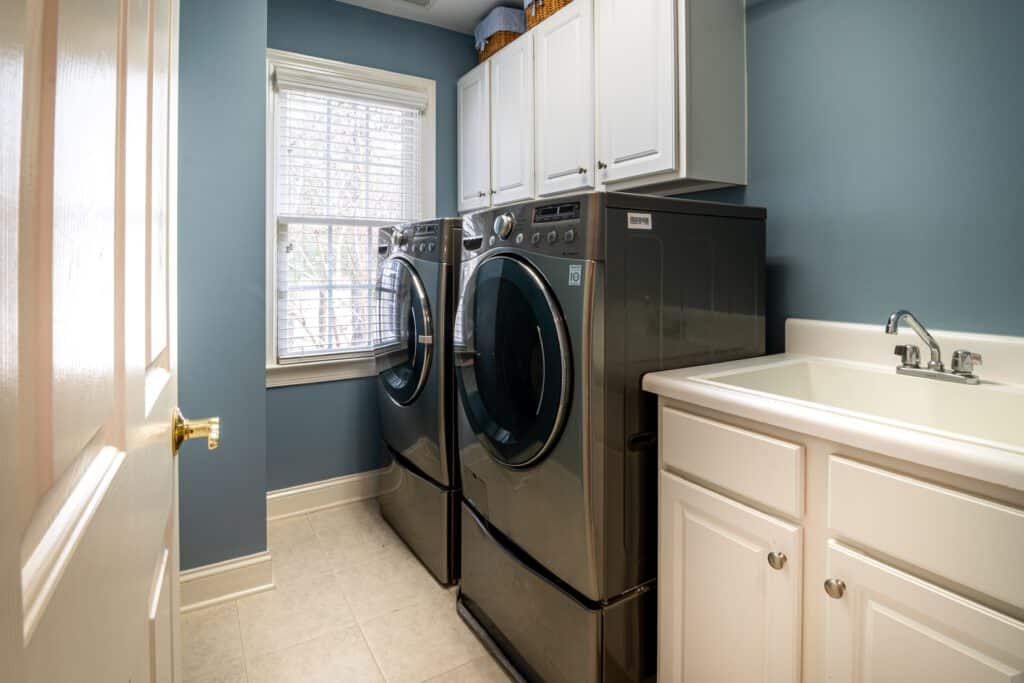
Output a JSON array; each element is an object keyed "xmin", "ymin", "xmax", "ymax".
[
  {"xmin": 489, "ymin": 32, "xmax": 535, "ymax": 206},
  {"xmin": 534, "ymin": 0, "xmax": 595, "ymax": 196},
  {"xmin": 660, "ymin": 471, "xmax": 803, "ymax": 683},
  {"xmin": 596, "ymin": 0, "xmax": 677, "ymax": 183},
  {"xmin": 457, "ymin": 62, "xmax": 491, "ymax": 213}
]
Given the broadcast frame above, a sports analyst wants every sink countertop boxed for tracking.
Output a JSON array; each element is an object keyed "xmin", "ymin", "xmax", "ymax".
[{"xmin": 643, "ymin": 320, "xmax": 1024, "ymax": 493}]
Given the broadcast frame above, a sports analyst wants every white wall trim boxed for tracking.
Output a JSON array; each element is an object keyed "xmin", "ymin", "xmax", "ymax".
[
  {"xmin": 267, "ymin": 465, "xmax": 399, "ymax": 521},
  {"xmin": 265, "ymin": 356, "xmax": 376, "ymax": 388},
  {"xmin": 180, "ymin": 551, "xmax": 274, "ymax": 613}
]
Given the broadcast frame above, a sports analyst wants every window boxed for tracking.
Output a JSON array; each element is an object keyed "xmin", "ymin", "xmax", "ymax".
[{"xmin": 266, "ymin": 50, "xmax": 436, "ymax": 386}]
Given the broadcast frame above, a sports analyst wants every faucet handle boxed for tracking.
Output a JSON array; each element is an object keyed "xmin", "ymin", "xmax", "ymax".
[
  {"xmin": 894, "ymin": 344, "xmax": 921, "ymax": 368},
  {"xmin": 951, "ymin": 349, "xmax": 982, "ymax": 376}
]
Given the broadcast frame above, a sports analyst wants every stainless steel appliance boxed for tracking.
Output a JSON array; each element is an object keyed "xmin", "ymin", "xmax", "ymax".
[
  {"xmin": 453, "ymin": 193, "xmax": 766, "ymax": 681},
  {"xmin": 376, "ymin": 218, "xmax": 463, "ymax": 585}
]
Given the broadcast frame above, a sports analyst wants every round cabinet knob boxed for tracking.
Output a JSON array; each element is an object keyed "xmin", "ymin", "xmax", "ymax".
[
  {"xmin": 767, "ymin": 552, "xmax": 787, "ymax": 570},
  {"xmin": 493, "ymin": 213, "xmax": 516, "ymax": 240},
  {"xmin": 477, "ymin": 191, "xmax": 487, "ymax": 198},
  {"xmin": 824, "ymin": 579, "xmax": 847, "ymax": 599}
]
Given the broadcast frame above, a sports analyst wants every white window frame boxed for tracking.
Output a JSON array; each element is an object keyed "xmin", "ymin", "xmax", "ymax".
[{"xmin": 265, "ymin": 48, "xmax": 437, "ymax": 388}]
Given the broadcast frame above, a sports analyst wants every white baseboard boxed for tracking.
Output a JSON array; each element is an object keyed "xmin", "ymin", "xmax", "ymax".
[
  {"xmin": 266, "ymin": 465, "xmax": 399, "ymax": 521},
  {"xmin": 180, "ymin": 551, "xmax": 274, "ymax": 613}
]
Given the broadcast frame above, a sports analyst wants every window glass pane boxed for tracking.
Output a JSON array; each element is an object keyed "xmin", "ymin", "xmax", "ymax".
[{"xmin": 274, "ymin": 81, "xmax": 423, "ymax": 361}]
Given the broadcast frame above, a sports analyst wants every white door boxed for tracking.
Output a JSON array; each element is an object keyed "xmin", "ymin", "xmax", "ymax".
[
  {"xmin": 457, "ymin": 62, "xmax": 491, "ymax": 212},
  {"xmin": 596, "ymin": 0, "xmax": 677, "ymax": 183},
  {"xmin": 0, "ymin": 0, "xmax": 209, "ymax": 681},
  {"xmin": 659, "ymin": 472, "xmax": 802, "ymax": 683},
  {"xmin": 825, "ymin": 542, "xmax": 1024, "ymax": 683},
  {"xmin": 490, "ymin": 33, "xmax": 535, "ymax": 206},
  {"xmin": 535, "ymin": 0, "xmax": 595, "ymax": 196}
]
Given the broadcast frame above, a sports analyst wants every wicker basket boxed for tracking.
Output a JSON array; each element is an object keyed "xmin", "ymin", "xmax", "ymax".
[
  {"xmin": 526, "ymin": 0, "xmax": 574, "ymax": 30},
  {"xmin": 478, "ymin": 30, "xmax": 521, "ymax": 62}
]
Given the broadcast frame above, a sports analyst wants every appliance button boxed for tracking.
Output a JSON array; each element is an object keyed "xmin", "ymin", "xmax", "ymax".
[
  {"xmin": 427, "ymin": 241, "xmax": 436, "ymax": 253},
  {"xmin": 547, "ymin": 230, "xmax": 559, "ymax": 244},
  {"xmin": 531, "ymin": 232, "xmax": 542, "ymax": 246},
  {"xmin": 564, "ymin": 229, "xmax": 576, "ymax": 243},
  {"xmin": 515, "ymin": 233, "xmax": 524, "ymax": 244},
  {"xmin": 489, "ymin": 236, "xmax": 497, "ymax": 247}
]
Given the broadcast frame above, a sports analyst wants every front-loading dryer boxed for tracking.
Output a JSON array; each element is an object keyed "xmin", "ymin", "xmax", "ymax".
[
  {"xmin": 376, "ymin": 218, "xmax": 462, "ymax": 585},
  {"xmin": 454, "ymin": 193, "xmax": 767, "ymax": 682}
]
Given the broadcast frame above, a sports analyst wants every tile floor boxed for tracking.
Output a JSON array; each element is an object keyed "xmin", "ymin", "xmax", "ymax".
[{"xmin": 182, "ymin": 499, "xmax": 511, "ymax": 683}]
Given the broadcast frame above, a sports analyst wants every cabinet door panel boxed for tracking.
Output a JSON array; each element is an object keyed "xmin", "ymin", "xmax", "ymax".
[
  {"xmin": 490, "ymin": 33, "xmax": 534, "ymax": 205},
  {"xmin": 535, "ymin": 0, "xmax": 594, "ymax": 196},
  {"xmin": 659, "ymin": 472, "xmax": 802, "ymax": 683},
  {"xmin": 458, "ymin": 63, "xmax": 490, "ymax": 212},
  {"xmin": 825, "ymin": 542, "xmax": 1024, "ymax": 683},
  {"xmin": 596, "ymin": 0, "xmax": 676, "ymax": 182}
]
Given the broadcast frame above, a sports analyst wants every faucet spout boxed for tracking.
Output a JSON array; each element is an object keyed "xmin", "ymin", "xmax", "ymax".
[{"xmin": 885, "ymin": 310, "xmax": 943, "ymax": 371}]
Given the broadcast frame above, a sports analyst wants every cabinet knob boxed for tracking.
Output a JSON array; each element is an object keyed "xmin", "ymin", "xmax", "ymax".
[
  {"xmin": 578, "ymin": 167, "xmax": 587, "ymax": 175},
  {"xmin": 824, "ymin": 578, "xmax": 847, "ymax": 599},
  {"xmin": 477, "ymin": 191, "xmax": 486, "ymax": 198},
  {"xmin": 597, "ymin": 161, "xmax": 608, "ymax": 170},
  {"xmin": 767, "ymin": 552, "xmax": 787, "ymax": 570}
]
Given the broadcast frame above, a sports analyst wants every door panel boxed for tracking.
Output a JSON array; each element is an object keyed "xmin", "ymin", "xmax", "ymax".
[
  {"xmin": 825, "ymin": 542, "xmax": 1024, "ymax": 683},
  {"xmin": 659, "ymin": 472, "xmax": 802, "ymax": 683},
  {"xmin": 596, "ymin": 0, "xmax": 676, "ymax": 182},
  {"xmin": 457, "ymin": 63, "xmax": 490, "ymax": 212},
  {"xmin": 490, "ymin": 34, "xmax": 534, "ymax": 205},
  {"xmin": 2, "ymin": 0, "xmax": 181, "ymax": 679},
  {"xmin": 535, "ymin": 0, "xmax": 595, "ymax": 196}
]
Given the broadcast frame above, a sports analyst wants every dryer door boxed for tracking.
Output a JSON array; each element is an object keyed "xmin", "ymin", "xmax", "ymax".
[
  {"xmin": 457, "ymin": 255, "xmax": 572, "ymax": 468},
  {"xmin": 377, "ymin": 257, "xmax": 433, "ymax": 406}
]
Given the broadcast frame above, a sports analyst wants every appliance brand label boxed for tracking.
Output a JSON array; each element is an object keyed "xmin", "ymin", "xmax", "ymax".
[
  {"xmin": 568, "ymin": 264, "xmax": 583, "ymax": 287},
  {"xmin": 627, "ymin": 212, "xmax": 653, "ymax": 230}
]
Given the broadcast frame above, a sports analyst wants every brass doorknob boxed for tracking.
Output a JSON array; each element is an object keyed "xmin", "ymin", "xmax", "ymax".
[{"xmin": 171, "ymin": 407, "xmax": 220, "ymax": 456}]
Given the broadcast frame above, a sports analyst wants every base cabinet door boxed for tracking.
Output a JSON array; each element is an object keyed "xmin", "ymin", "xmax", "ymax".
[
  {"xmin": 489, "ymin": 32, "xmax": 534, "ymax": 205},
  {"xmin": 825, "ymin": 542, "xmax": 1024, "ymax": 683},
  {"xmin": 659, "ymin": 471, "xmax": 802, "ymax": 683},
  {"xmin": 457, "ymin": 62, "xmax": 491, "ymax": 212},
  {"xmin": 534, "ymin": 0, "xmax": 594, "ymax": 196}
]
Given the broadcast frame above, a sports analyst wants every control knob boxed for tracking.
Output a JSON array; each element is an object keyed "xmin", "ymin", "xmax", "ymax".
[{"xmin": 493, "ymin": 213, "xmax": 516, "ymax": 240}]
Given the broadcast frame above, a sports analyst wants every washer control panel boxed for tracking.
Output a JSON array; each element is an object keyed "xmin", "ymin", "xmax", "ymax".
[
  {"xmin": 463, "ymin": 194, "xmax": 601, "ymax": 260},
  {"xmin": 378, "ymin": 219, "xmax": 462, "ymax": 263}
]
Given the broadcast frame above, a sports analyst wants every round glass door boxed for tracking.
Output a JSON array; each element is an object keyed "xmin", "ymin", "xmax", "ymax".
[
  {"xmin": 377, "ymin": 258, "xmax": 433, "ymax": 406},
  {"xmin": 456, "ymin": 255, "xmax": 572, "ymax": 468}
]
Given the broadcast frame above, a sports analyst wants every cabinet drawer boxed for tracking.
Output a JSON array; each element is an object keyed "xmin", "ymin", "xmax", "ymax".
[
  {"xmin": 829, "ymin": 456, "xmax": 1024, "ymax": 610},
  {"xmin": 661, "ymin": 407, "xmax": 805, "ymax": 518}
]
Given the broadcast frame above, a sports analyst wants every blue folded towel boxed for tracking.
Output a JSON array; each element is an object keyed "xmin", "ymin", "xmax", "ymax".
[{"xmin": 474, "ymin": 7, "xmax": 526, "ymax": 51}]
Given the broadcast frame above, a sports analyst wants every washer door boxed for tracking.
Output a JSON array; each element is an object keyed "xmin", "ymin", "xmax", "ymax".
[
  {"xmin": 457, "ymin": 255, "xmax": 572, "ymax": 468},
  {"xmin": 377, "ymin": 258, "xmax": 433, "ymax": 406}
]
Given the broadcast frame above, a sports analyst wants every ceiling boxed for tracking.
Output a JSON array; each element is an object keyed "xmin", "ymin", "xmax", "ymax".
[{"xmin": 339, "ymin": 0, "xmax": 518, "ymax": 35}]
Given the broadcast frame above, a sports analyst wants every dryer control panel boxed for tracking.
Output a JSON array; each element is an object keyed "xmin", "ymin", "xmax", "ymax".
[{"xmin": 378, "ymin": 219, "xmax": 463, "ymax": 264}]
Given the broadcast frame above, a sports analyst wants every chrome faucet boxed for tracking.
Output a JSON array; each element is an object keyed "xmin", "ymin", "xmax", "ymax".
[
  {"xmin": 884, "ymin": 310, "xmax": 982, "ymax": 385},
  {"xmin": 885, "ymin": 310, "xmax": 944, "ymax": 371}
]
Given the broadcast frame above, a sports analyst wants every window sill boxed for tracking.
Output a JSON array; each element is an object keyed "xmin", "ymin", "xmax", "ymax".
[{"xmin": 265, "ymin": 356, "xmax": 377, "ymax": 388}]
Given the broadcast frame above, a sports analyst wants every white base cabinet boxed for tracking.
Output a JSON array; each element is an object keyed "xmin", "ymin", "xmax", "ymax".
[
  {"xmin": 659, "ymin": 471, "xmax": 803, "ymax": 683},
  {"xmin": 655, "ymin": 403, "xmax": 1024, "ymax": 683},
  {"xmin": 825, "ymin": 542, "xmax": 1024, "ymax": 683}
]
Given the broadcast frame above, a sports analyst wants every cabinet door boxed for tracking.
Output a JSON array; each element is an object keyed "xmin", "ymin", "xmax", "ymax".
[
  {"xmin": 535, "ymin": 0, "xmax": 594, "ymax": 196},
  {"xmin": 825, "ymin": 542, "xmax": 1024, "ymax": 683},
  {"xmin": 596, "ymin": 0, "xmax": 677, "ymax": 183},
  {"xmin": 490, "ymin": 33, "xmax": 535, "ymax": 205},
  {"xmin": 458, "ymin": 62, "xmax": 491, "ymax": 212},
  {"xmin": 660, "ymin": 472, "xmax": 802, "ymax": 683}
]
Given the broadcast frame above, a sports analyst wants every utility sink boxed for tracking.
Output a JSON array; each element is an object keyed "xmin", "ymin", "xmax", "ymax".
[{"xmin": 697, "ymin": 358, "xmax": 1024, "ymax": 452}]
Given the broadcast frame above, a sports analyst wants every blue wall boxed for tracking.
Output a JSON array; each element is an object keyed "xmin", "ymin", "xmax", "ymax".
[
  {"xmin": 696, "ymin": 0, "xmax": 1024, "ymax": 351},
  {"xmin": 264, "ymin": 0, "xmax": 476, "ymax": 491},
  {"xmin": 178, "ymin": 0, "xmax": 269, "ymax": 569}
]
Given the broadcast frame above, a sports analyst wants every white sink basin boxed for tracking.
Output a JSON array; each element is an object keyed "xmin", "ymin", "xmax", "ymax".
[{"xmin": 698, "ymin": 359, "xmax": 1024, "ymax": 452}]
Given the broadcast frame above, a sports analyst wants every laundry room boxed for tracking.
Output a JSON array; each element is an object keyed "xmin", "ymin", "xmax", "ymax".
[{"xmin": 3, "ymin": 0, "xmax": 1023, "ymax": 681}]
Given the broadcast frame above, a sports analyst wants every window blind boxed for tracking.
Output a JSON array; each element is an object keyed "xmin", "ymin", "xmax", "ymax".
[{"xmin": 273, "ymin": 81, "xmax": 423, "ymax": 362}]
